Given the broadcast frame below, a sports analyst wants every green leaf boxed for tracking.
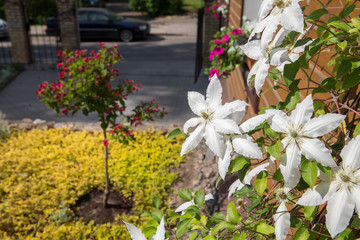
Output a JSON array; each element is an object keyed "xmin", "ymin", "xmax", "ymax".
[
  {"xmin": 336, "ymin": 228, "xmax": 355, "ymax": 240},
  {"xmin": 152, "ymin": 196, "xmax": 161, "ymax": 208},
  {"xmin": 337, "ymin": 40, "xmax": 347, "ymax": 50},
  {"xmin": 227, "ymin": 202, "xmax": 242, "ymax": 224},
  {"xmin": 189, "ymin": 231, "xmax": 198, "ymax": 240},
  {"xmin": 273, "ymin": 169, "xmax": 284, "ymax": 181},
  {"xmin": 268, "ymin": 140, "xmax": 281, "ymax": 160},
  {"xmin": 150, "ymin": 210, "xmax": 163, "ymax": 223},
  {"xmin": 248, "ymin": 197, "xmax": 262, "ymax": 213},
  {"xmin": 293, "ymin": 226, "xmax": 310, "ymax": 240},
  {"xmin": 304, "ymin": 206, "xmax": 318, "ymax": 221},
  {"xmin": 328, "ymin": 21, "xmax": 352, "ymax": 32},
  {"xmin": 313, "ymin": 77, "xmax": 336, "ymax": 95},
  {"xmin": 255, "ymin": 222, "xmax": 275, "ymax": 235},
  {"xmin": 283, "ymin": 61, "xmax": 300, "ymax": 86},
  {"xmin": 238, "ymin": 163, "xmax": 251, "ymax": 182},
  {"xmin": 300, "ymin": 158, "xmax": 318, "ymax": 188},
  {"xmin": 307, "ymin": 9, "xmax": 328, "ymax": 20},
  {"xmin": 336, "ymin": 60, "xmax": 352, "ymax": 79},
  {"xmin": 343, "ymin": 67, "xmax": 360, "ymax": 91},
  {"xmin": 264, "ymin": 123, "xmax": 280, "ymax": 138},
  {"xmin": 255, "ymin": 171, "xmax": 268, "ymax": 195},
  {"xmin": 351, "ymin": 17, "xmax": 360, "ymax": 30},
  {"xmin": 350, "ymin": 217, "xmax": 360, "ymax": 228},
  {"xmin": 285, "ymin": 90, "xmax": 300, "ymax": 111},
  {"xmin": 167, "ymin": 128, "xmax": 185, "ymax": 140},
  {"xmin": 176, "ymin": 219, "xmax": 192, "ymax": 238},
  {"xmin": 178, "ymin": 189, "xmax": 192, "ymax": 201},
  {"xmin": 215, "ymin": 176, "xmax": 222, "ymax": 188},
  {"xmin": 353, "ymin": 123, "xmax": 360, "ymax": 137},
  {"xmin": 194, "ymin": 190, "xmax": 205, "ymax": 208},
  {"xmin": 232, "ymin": 232, "xmax": 247, "ymax": 240},
  {"xmin": 344, "ymin": 4, "xmax": 356, "ymax": 18},
  {"xmin": 234, "ymin": 185, "xmax": 254, "ymax": 197},
  {"xmin": 229, "ymin": 156, "xmax": 250, "ymax": 173},
  {"xmin": 202, "ymin": 236, "xmax": 216, "ymax": 240},
  {"xmin": 212, "ymin": 221, "xmax": 235, "ymax": 235}
]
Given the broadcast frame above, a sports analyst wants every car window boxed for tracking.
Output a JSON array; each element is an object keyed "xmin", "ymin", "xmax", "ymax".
[
  {"xmin": 78, "ymin": 11, "xmax": 88, "ymax": 22},
  {"xmin": 89, "ymin": 12, "xmax": 109, "ymax": 22}
]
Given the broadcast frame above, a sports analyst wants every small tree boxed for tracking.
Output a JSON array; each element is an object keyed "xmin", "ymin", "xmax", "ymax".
[{"xmin": 37, "ymin": 43, "xmax": 166, "ymax": 207}]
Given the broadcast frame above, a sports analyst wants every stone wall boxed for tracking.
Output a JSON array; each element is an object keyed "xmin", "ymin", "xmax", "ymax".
[{"xmin": 4, "ymin": 0, "xmax": 32, "ymax": 64}]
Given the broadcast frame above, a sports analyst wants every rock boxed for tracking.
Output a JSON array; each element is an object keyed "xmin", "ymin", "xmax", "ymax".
[
  {"xmin": 33, "ymin": 119, "xmax": 46, "ymax": 125},
  {"xmin": 22, "ymin": 118, "xmax": 33, "ymax": 123}
]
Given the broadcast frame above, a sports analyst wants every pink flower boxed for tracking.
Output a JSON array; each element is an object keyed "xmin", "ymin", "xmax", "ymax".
[
  {"xmin": 222, "ymin": 35, "xmax": 229, "ymax": 42},
  {"xmin": 213, "ymin": 47, "xmax": 224, "ymax": 55},
  {"xmin": 209, "ymin": 69, "xmax": 219, "ymax": 78},
  {"xmin": 214, "ymin": 39, "xmax": 222, "ymax": 45},
  {"xmin": 103, "ymin": 139, "xmax": 109, "ymax": 147},
  {"xmin": 61, "ymin": 108, "xmax": 68, "ymax": 114},
  {"xmin": 232, "ymin": 29, "xmax": 242, "ymax": 35},
  {"xmin": 214, "ymin": 12, "xmax": 220, "ymax": 19},
  {"xmin": 206, "ymin": 7, "xmax": 210, "ymax": 13},
  {"xmin": 209, "ymin": 53, "xmax": 214, "ymax": 61}
]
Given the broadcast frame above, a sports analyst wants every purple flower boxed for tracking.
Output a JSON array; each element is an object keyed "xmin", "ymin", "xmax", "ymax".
[
  {"xmin": 222, "ymin": 35, "xmax": 229, "ymax": 42},
  {"xmin": 209, "ymin": 69, "xmax": 219, "ymax": 78},
  {"xmin": 214, "ymin": 39, "xmax": 223, "ymax": 45}
]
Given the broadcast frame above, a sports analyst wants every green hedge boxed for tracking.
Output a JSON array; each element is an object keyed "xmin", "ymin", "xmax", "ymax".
[{"xmin": 129, "ymin": 0, "xmax": 183, "ymax": 17}]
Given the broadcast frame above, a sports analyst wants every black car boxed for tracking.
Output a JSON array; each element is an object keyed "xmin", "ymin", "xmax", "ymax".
[{"xmin": 46, "ymin": 8, "xmax": 150, "ymax": 42}]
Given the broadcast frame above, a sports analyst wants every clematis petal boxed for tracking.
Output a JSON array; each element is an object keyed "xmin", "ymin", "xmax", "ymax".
[
  {"xmin": 205, "ymin": 193, "xmax": 214, "ymax": 201},
  {"xmin": 280, "ymin": 143, "xmax": 302, "ymax": 188},
  {"xmin": 270, "ymin": 48, "xmax": 290, "ymax": 66},
  {"xmin": 248, "ymin": 16, "xmax": 273, "ymax": 40},
  {"xmin": 326, "ymin": 190, "xmax": 355, "ymax": 238},
  {"xmin": 206, "ymin": 74, "xmax": 223, "ymax": 109},
  {"xmin": 300, "ymin": 138, "xmax": 337, "ymax": 167},
  {"xmin": 218, "ymin": 140, "xmax": 233, "ymax": 180},
  {"xmin": 240, "ymin": 112, "xmax": 272, "ymax": 133},
  {"xmin": 181, "ymin": 124, "xmax": 205, "ymax": 156},
  {"xmin": 213, "ymin": 118, "xmax": 240, "ymax": 134},
  {"xmin": 123, "ymin": 221, "xmax": 146, "ymax": 240},
  {"xmin": 269, "ymin": 112, "xmax": 290, "ymax": 133},
  {"xmin": 175, "ymin": 201, "xmax": 194, "ymax": 214},
  {"xmin": 260, "ymin": 15, "xmax": 281, "ymax": 55},
  {"xmin": 247, "ymin": 59, "xmax": 261, "ymax": 85},
  {"xmin": 183, "ymin": 117, "xmax": 200, "ymax": 134},
  {"xmin": 215, "ymin": 100, "xmax": 247, "ymax": 118},
  {"xmin": 297, "ymin": 181, "xmax": 336, "ymax": 206},
  {"xmin": 258, "ymin": 0, "xmax": 274, "ymax": 20},
  {"xmin": 254, "ymin": 58, "xmax": 270, "ymax": 95},
  {"xmin": 231, "ymin": 111, "xmax": 246, "ymax": 125},
  {"xmin": 281, "ymin": 5, "xmax": 304, "ymax": 33},
  {"xmin": 240, "ymin": 40, "xmax": 262, "ymax": 60},
  {"xmin": 304, "ymin": 113, "xmax": 345, "ymax": 137},
  {"xmin": 205, "ymin": 123, "xmax": 224, "ymax": 158},
  {"xmin": 274, "ymin": 202, "xmax": 290, "ymax": 240},
  {"xmin": 232, "ymin": 135, "xmax": 263, "ymax": 159},
  {"xmin": 188, "ymin": 91, "xmax": 206, "ymax": 116},
  {"xmin": 153, "ymin": 217, "xmax": 165, "ymax": 240},
  {"xmin": 290, "ymin": 94, "xmax": 313, "ymax": 125},
  {"xmin": 340, "ymin": 135, "xmax": 360, "ymax": 170},
  {"xmin": 228, "ymin": 179, "xmax": 244, "ymax": 198},
  {"xmin": 351, "ymin": 187, "xmax": 360, "ymax": 214},
  {"xmin": 243, "ymin": 163, "xmax": 270, "ymax": 185}
]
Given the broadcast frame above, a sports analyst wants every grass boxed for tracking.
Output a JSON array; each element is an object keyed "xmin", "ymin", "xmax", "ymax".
[{"xmin": 182, "ymin": 0, "xmax": 204, "ymax": 12}]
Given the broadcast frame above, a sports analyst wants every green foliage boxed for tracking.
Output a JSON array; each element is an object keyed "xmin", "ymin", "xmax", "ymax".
[
  {"xmin": 26, "ymin": 0, "xmax": 57, "ymax": 25},
  {"xmin": 129, "ymin": 0, "xmax": 183, "ymax": 17},
  {"xmin": 0, "ymin": 128, "xmax": 184, "ymax": 239}
]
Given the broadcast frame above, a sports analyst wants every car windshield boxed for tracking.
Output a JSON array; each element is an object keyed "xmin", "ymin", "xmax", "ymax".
[{"xmin": 109, "ymin": 12, "xmax": 124, "ymax": 20}]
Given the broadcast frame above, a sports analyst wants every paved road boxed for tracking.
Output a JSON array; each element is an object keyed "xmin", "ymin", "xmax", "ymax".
[{"xmin": 0, "ymin": 14, "xmax": 209, "ymax": 126}]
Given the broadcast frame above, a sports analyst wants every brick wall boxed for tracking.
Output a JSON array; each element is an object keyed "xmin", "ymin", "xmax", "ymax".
[
  {"xmin": 55, "ymin": 0, "xmax": 80, "ymax": 51},
  {"xmin": 5, "ymin": 0, "xmax": 32, "ymax": 64}
]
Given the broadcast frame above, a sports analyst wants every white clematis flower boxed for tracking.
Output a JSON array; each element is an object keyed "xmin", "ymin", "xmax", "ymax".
[
  {"xmin": 267, "ymin": 94, "xmax": 346, "ymax": 188},
  {"xmin": 181, "ymin": 74, "xmax": 247, "ymax": 158},
  {"xmin": 274, "ymin": 187, "xmax": 291, "ymax": 240},
  {"xmin": 175, "ymin": 194, "xmax": 214, "ymax": 215},
  {"xmin": 250, "ymin": 0, "xmax": 304, "ymax": 52},
  {"xmin": 228, "ymin": 162, "xmax": 270, "ymax": 197},
  {"xmin": 124, "ymin": 217, "xmax": 165, "ymax": 240},
  {"xmin": 297, "ymin": 135, "xmax": 360, "ymax": 238}
]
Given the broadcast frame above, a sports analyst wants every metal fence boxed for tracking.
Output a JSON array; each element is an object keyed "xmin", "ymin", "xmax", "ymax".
[{"xmin": 0, "ymin": 37, "xmax": 13, "ymax": 66}]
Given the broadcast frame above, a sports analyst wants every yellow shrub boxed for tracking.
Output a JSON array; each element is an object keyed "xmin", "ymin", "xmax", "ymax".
[{"xmin": 0, "ymin": 128, "xmax": 184, "ymax": 239}]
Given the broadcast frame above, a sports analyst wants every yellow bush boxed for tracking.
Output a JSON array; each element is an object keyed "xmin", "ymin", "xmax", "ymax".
[{"xmin": 0, "ymin": 128, "xmax": 184, "ymax": 239}]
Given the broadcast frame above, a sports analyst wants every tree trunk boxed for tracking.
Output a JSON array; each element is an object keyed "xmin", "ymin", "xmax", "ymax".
[{"xmin": 103, "ymin": 129, "xmax": 110, "ymax": 208}]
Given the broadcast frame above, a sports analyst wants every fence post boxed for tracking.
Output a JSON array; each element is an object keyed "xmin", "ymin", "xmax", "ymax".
[
  {"xmin": 55, "ymin": 0, "xmax": 80, "ymax": 51},
  {"xmin": 4, "ymin": 0, "xmax": 33, "ymax": 64}
]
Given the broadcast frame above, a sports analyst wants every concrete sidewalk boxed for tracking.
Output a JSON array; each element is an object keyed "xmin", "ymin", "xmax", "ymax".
[{"xmin": 0, "ymin": 10, "xmax": 208, "ymax": 126}]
